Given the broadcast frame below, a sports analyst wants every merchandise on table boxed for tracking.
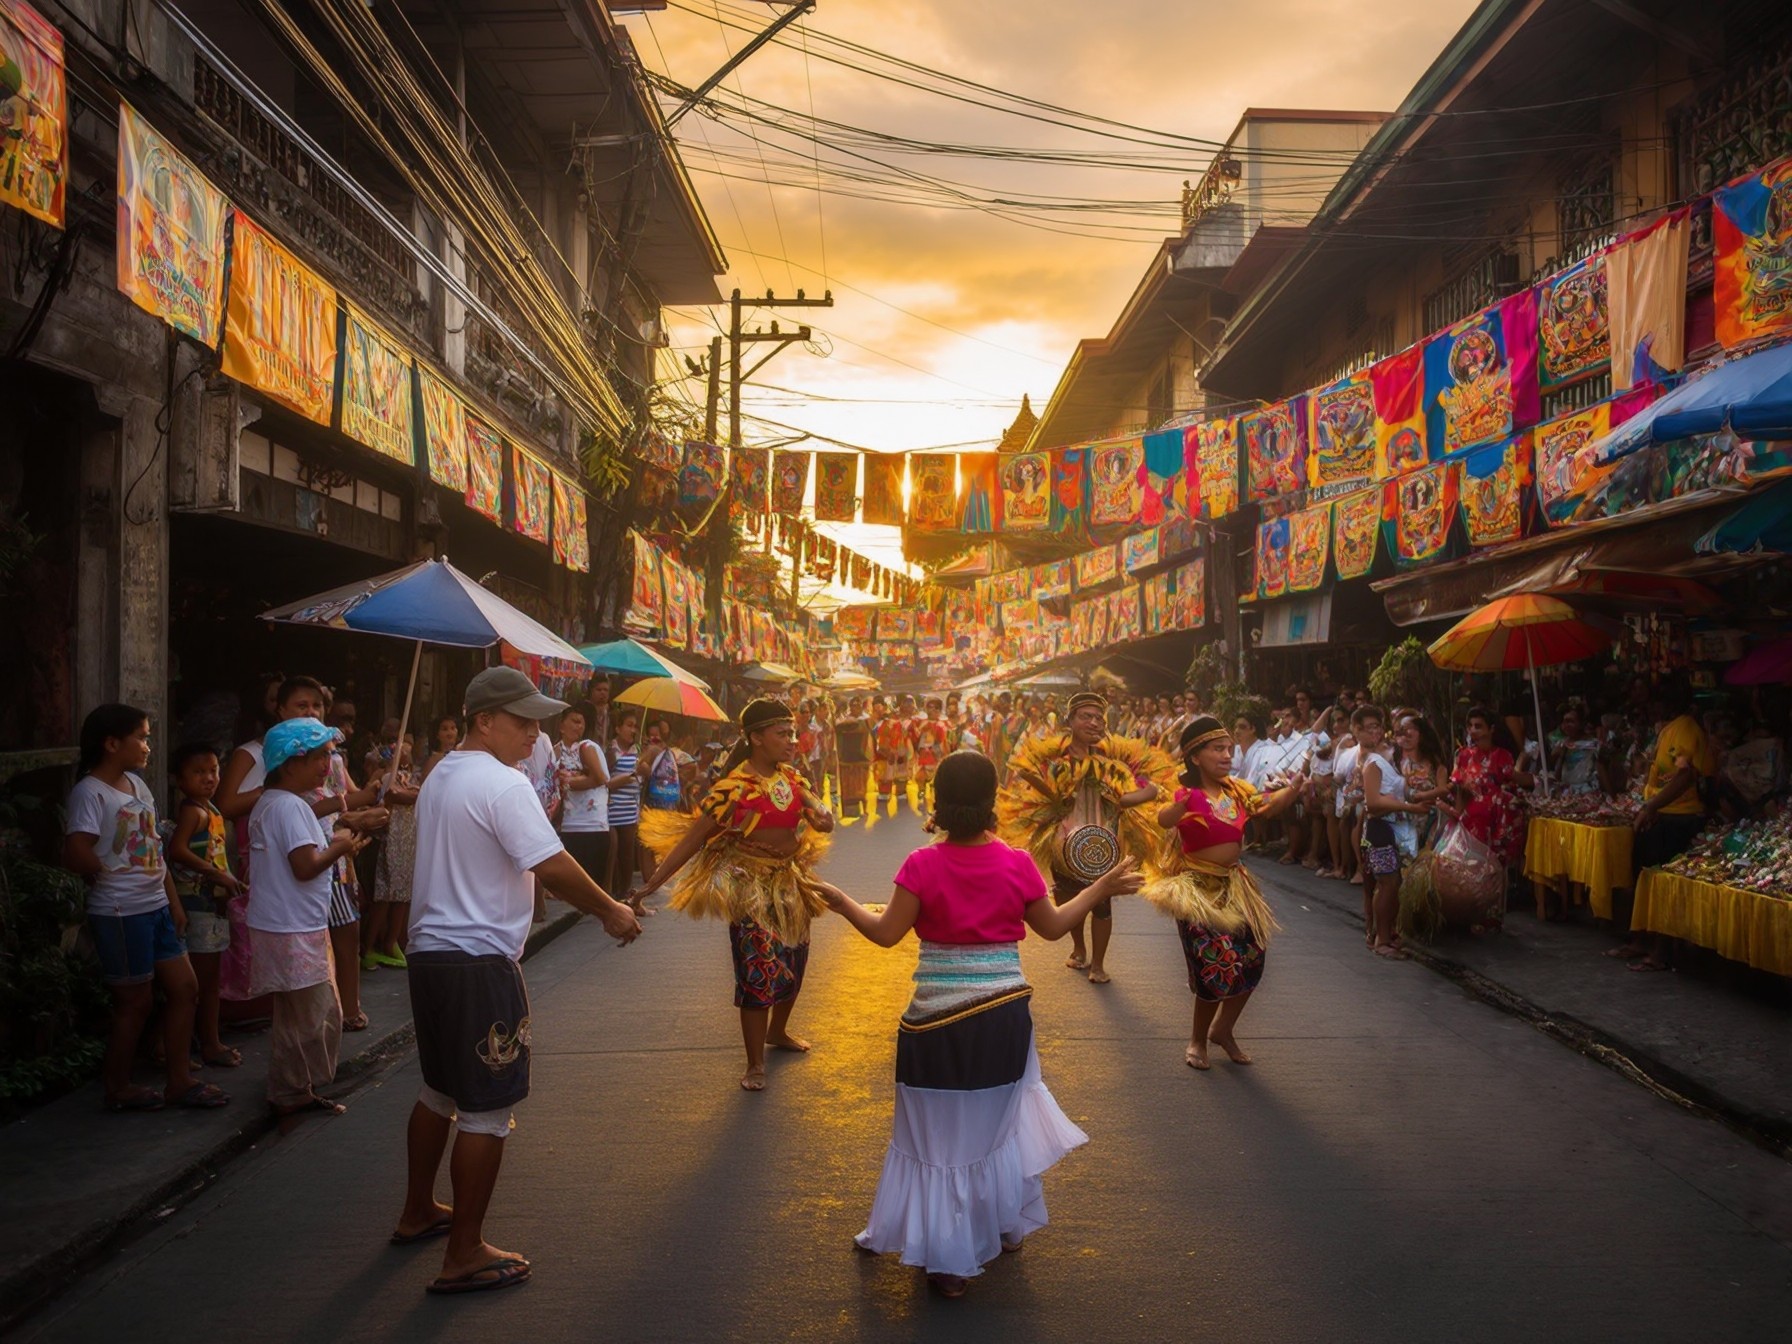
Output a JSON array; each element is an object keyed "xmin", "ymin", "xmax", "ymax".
[
  {"xmin": 1662, "ymin": 816, "xmax": 1792, "ymax": 898},
  {"xmin": 1527, "ymin": 790, "xmax": 1642, "ymax": 824}
]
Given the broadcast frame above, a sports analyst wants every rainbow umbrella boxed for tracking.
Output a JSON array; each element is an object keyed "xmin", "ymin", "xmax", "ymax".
[
  {"xmin": 613, "ymin": 675, "xmax": 730, "ymax": 723},
  {"xmin": 1428, "ymin": 594, "xmax": 1619, "ymax": 795}
]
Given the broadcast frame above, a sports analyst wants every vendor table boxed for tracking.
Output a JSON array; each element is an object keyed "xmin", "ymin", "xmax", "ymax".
[
  {"xmin": 1523, "ymin": 817, "xmax": 1634, "ymax": 920},
  {"xmin": 1631, "ymin": 868, "xmax": 1792, "ymax": 977}
]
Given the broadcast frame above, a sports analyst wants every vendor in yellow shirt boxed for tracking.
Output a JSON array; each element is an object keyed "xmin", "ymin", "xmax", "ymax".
[{"xmin": 1617, "ymin": 680, "xmax": 1714, "ymax": 971}]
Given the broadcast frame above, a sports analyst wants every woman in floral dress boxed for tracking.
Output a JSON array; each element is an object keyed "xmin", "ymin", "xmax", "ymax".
[{"xmin": 1448, "ymin": 706, "xmax": 1533, "ymax": 865}]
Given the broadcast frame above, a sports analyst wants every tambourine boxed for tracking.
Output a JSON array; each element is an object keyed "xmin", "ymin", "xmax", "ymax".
[{"xmin": 1057, "ymin": 824, "xmax": 1120, "ymax": 882}]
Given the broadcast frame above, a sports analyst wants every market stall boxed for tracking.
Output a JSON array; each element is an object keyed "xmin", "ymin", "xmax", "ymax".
[
  {"xmin": 1630, "ymin": 818, "xmax": 1792, "ymax": 977},
  {"xmin": 1523, "ymin": 804, "xmax": 1636, "ymax": 920}
]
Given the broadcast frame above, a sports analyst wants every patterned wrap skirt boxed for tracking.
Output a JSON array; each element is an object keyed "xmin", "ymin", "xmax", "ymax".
[
  {"xmin": 728, "ymin": 918, "xmax": 810, "ymax": 1009},
  {"xmin": 1141, "ymin": 855, "xmax": 1279, "ymax": 1002}
]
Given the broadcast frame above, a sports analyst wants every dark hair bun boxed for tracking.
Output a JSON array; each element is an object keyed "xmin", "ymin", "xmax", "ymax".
[{"xmin": 930, "ymin": 750, "xmax": 998, "ymax": 841}]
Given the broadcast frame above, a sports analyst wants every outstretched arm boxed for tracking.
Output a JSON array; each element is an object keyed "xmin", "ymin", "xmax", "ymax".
[
  {"xmin": 1253, "ymin": 783, "xmax": 1302, "ymax": 823},
  {"xmin": 637, "ymin": 812, "xmax": 722, "ymax": 893},
  {"xmin": 815, "ymin": 881, "xmax": 920, "ymax": 947},
  {"xmin": 1024, "ymin": 860, "xmax": 1142, "ymax": 940}
]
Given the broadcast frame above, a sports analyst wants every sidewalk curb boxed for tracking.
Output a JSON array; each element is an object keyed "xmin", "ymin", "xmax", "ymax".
[
  {"xmin": 0, "ymin": 908, "xmax": 587, "ymax": 1334},
  {"xmin": 1285, "ymin": 873, "xmax": 1792, "ymax": 1162}
]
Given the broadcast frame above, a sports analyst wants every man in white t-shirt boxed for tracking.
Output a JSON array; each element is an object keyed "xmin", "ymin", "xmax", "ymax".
[{"xmin": 394, "ymin": 667, "xmax": 641, "ymax": 1297}]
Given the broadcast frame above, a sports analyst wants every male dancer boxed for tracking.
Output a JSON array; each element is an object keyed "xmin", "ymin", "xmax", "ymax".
[
  {"xmin": 912, "ymin": 697, "xmax": 951, "ymax": 808},
  {"xmin": 873, "ymin": 696, "xmax": 912, "ymax": 816}
]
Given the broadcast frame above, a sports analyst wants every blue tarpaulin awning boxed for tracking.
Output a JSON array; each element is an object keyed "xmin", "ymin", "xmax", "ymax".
[
  {"xmin": 1696, "ymin": 478, "xmax": 1792, "ymax": 554},
  {"xmin": 1594, "ymin": 342, "xmax": 1792, "ymax": 464}
]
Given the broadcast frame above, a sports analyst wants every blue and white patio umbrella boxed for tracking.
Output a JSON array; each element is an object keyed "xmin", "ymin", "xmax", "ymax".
[{"xmin": 1593, "ymin": 341, "xmax": 1792, "ymax": 464}]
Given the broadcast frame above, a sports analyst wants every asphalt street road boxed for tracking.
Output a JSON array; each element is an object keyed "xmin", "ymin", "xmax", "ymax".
[{"xmin": 23, "ymin": 809, "xmax": 1792, "ymax": 1343}]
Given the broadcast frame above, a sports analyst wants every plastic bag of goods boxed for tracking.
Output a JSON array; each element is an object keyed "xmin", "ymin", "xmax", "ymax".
[{"xmin": 1431, "ymin": 821, "xmax": 1505, "ymax": 935}]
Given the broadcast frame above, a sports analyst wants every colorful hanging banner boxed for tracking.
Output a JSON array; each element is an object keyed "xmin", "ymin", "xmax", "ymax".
[
  {"xmin": 1459, "ymin": 434, "xmax": 1527, "ymax": 546},
  {"xmin": 511, "ymin": 447, "xmax": 550, "ymax": 543},
  {"xmin": 834, "ymin": 607, "xmax": 874, "ymax": 640},
  {"xmin": 1122, "ymin": 527, "xmax": 1160, "ymax": 573},
  {"xmin": 1287, "ymin": 502, "xmax": 1331, "ymax": 593},
  {"xmin": 1000, "ymin": 598, "xmax": 1038, "ymax": 635},
  {"xmin": 116, "ymin": 103, "xmax": 229, "ymax": 345},
  {"xmin": 1308, "ymin": 370, "xmax": 1376, "ymax": 487},
  {"xmin": 1609, "ymin": 211, "xmax": 1690, "ymax": 388},
  {"xmin": 862, "ymin": 453, "xmax": 905, "ymax": 526},
  {"xmin": 464, "ymin": 414, "xmax": 503, "ymax": 522},
  {"xmin": 999, "ymin": 452, "xmax": 1051, "ymax": 531},
  {"xmin": 814, "ymin": 452, "xmax": 858, "ymax": 522},
  {"xmin": 662, "ymin": 560, "xmax": 689, "ymax": 648},
  {"xmin": 639, "ymin": 432, "xmax": 681, "ymax": 474},
  {"xmin": 1172, "ymin": 557, "xmax": 1204, "ymax": 630},
  {"xmin": 339, "ymin": 305, "xmax": 414, "ymax": 465},
  {"xmin": 1424, "ymin": 289, "xmax": 1540, "ymax": 458},
  {"xmin": 550, "ymin": 473, "xmax": 589, "ymax": 572},
  {"xmin": 221, "ymin": 209, "xmax": 337, "ymax": 424},
  {"xmin": 908, "ymin": 454, "xmax": 957, "ymax": 529},
  {"xmin": 1051, "ymin": 447, "xmax": 1089, "ymax": 533},
  {"xmin": 1537, "ymin": 251, "xmax": 1609, "ymax": 388},
  {"xmin": 1074, "ymin": 543, "xmax": 1121, "ymax": 590},
  {"xmin": 1243, "ymin": 397, "xmax": 1307, "ymax": 502},
  {"xmin": 1141, "ymin": 570, "xmax": 1172, "ymax": 634},
  {"xmin": 1331, "ymin": 487, "xmax": 1381, "ymax": 580},
  {"xmin": 877, "ymin": 608, "xmax": 917, "ymax": 641},
  {"xmin": 989, "ymin": 568, "xmax": 1031, "ymax": 603},
  {"xmin": 1393, "ymin": 463, "xmax": 1456, "ymax": 562},
  {"xmin": 1530, "ymin": 386, "xmax": 1664, "ymax": 528},
  {"xmin": 1255, "ymin": 515, "xmax": 1291, "ymax": 599},
  {"xmin": 1089, "ymin": 438, "xmax": 1145, "ymax": 526},
  {"xmin": 417, "ymin": 366, "xmax": 467, "ymax": 492},
  {"xmin": 1141, "ymin": 429, "xmax": 1182, "ymax": 525},
  {"xmin": 956, "ymin": 453, "xmax": 1000, "ymax": 531},
  {"xmin": 1174, "ymin": 425, "xmax": 1202, "ymax": 519},
  {"xmin": 1034, "ymin": 559, "xmax": 1073, "ymax": 600},
  {"xmin": 630, "ymin": 532, "xmax": 663, "ymax": 622},
  {"xmin": 730, "ymin": 445, "xmax": 769, "ymax": 512},
  {"xmin": 771, "ymin": 450, "xmax": 810, "ymax": 515},
  {"xmin": 1370, "ymin": 344, "xmax": 1428, "ymax": 478},
  {"xmin": 1713, "ymin": 155, "xmax": 1792, "ymax": 349},
  {"xmin": 1192, "ymin": 418, "xmax": 1237, "ymax": 518},
  {"xmin": 1108, "ymin": 585, "xmax": 1142, "ymax": 642},
  {"xmin": 678, "ymin": 441, "xmax": 725, "ymax": 509},
  {"xmin": 0, "ymin": 1, "xmax": 66, "ymax": 227}
]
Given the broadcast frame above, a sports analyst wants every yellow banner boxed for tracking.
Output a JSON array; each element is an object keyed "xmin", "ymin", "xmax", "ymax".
[
  {"xmin": 0, "ymin": 0, "xmax": 66, "ymax": 227},
  {"xmin": 417, "ymin": 365, "xmax": 467, "ymax": 491},
  {"xmin": 340, "ymin": 304, "xmax": 414, "ymax": 465},
  {"xmin": 116, "ymin": 103, "xmax": 229, "ymax": 344},
  {"xmin": 221, "ymin": 210, "xmax": 337, "ymax": 424}
]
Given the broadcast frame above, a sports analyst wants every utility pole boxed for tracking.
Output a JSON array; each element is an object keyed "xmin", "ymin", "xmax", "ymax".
[{"xmin": 703, "ymin": 335, "xmax": 722, "ymax": 444}]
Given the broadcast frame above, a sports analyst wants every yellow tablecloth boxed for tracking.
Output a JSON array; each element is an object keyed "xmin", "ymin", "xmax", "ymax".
[
  {"xmin": 1522, "ymin": 818, "xmax": 1634, "ymax": 920},
  {"xmin": 1631, "ymin": 868, "xmax": 1792, "ymax": 977}
]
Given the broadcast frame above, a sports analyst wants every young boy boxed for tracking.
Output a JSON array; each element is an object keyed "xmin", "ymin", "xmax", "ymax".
[{"xmin": 165, "ymin": 743, "xmax": 247, "ymax": 1069}]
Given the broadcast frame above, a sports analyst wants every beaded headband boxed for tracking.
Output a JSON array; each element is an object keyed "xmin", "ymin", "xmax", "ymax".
[{"xmin": 1181, "ymin": 727, "xmax": 1230, "ymax": 756}]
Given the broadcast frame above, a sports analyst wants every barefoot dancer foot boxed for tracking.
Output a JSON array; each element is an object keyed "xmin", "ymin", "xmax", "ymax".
[
  {"xmin": 767, "ymin": 1033, "xmax": 811, "ymax": 1052},
  {"xmin": 1210, "ymin": 1032, "xmax": 1253, "ymax": 1064},
  {"xmin": 1064, "ymin": 954, "xmax": 1088, "ymax": 971},
  {"xmin": 1087, "ymin": 968, "xmax": 1111, "ymax": 985},
  {"xmin": 1185, "ymin": 1043, "xmax": 1211, "ymax": 1070},
  {"xmin": 740, "ymin": 1065, "xmax": 767, "ymax": 1091}
]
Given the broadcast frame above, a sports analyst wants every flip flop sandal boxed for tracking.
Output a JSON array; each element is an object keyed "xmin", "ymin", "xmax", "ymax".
[
  {"xmin": 105, "ymin": 1088, "xmax": 166, "ymax": 1113},
  {"xmin": 389, "ymin": 1215, "xmax": 455, "ymax": 1246},
  {"xmin": 427, "ymin": 1257, "xmax": 532, "ymax": 1296},
  {"xmin": 174, "ymin": 1082, "xmax": 231, "ymax": 1109}
]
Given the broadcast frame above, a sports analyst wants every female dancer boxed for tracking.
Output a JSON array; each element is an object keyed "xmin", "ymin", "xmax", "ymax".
[
  {"xmin": 816, "ymin": 751, "xmax": 1140, "ymax": 1298},
  {"xmin": 1143, "ymin": 716, "xmax": 1299, "ymax": 1070},
  {"xmin": 637, "ymin": 699, "xmax": 835, "ymax": 1091}
]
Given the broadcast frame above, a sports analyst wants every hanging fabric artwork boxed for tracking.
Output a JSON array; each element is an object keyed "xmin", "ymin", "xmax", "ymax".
[
  {"xmin": 1141, "ymin": 429, "xmax": 1183, "ymax": 525},
  {"xmin": 956, "ymin": 453, "xmax": 1000, "ymax": 532},
  {"xmin": 1531, "ymin": 387, "xmax": 1657, "ymax": 527},
  {"xmin": 771, "ymin": 450, "xmax": 811, "ymax": 515},
  {"xmin": 990, "ymin": 568, "xmax": 1031, "ymax": 603},
  {"xmin": 1286, "ymin": 502, "xmax": 1331, "ymax": 593},
  {"xmin": 1308, "ymin": 371, "xmax": 1376, "ymax": 487},
  {"xmin": 1074, "ymin": 543, "xmax": 1121, "ymax": 591},
  {"xmin": 1536, "ymin": 251, "xmax": 1609, "ymax": 388},
  {"xmin": 834, "ymin": 607, "xmax": 874, "ymax": 641},
  {"xmin": 1034, "ymin": 559, "xmax": 1073, "ymax": 600},
  {"xmin": 878, "ymin": 608, "xmax": 917, "ymax": 641},
  {"xmin": 730, "ymin": 445, "xmax": 770, "ymax": 513},
  {"xmin": 1393, "ymin": 463, "xmax": 1457, "ymax": 562},
  {"xmin": 814, "ymin": 452, "xmax": 859, "ymax": 522},
  {"xmin": 116, "ymin": 103, "xmax": 229, "ymax": 346},
  {"xmin": 1255, "ymin": 516, "xmax": 1291, "ymax": 599},
  {"xmin": 1174, "ymin": 426, "xmax": 1202, "ymax": 519},
  {"xmin": 1141, "ymin": 571, "xmax": 1171, "ymax": 635},
  {"xmin": 1050, "ymin": 447, "xmax": 1089, "ymax": 533},
  {"xmin": 908, "ymin": 454, "xmax": 958, "ymax": 529},
  {"xmin": 1192, "ymin": 417, "xmax": 1238, "ymax": 518},
  {"xmin": 417, "ymin": 366, "xmax": 468, "ymax": 492},
  {"xmin": 511, "ymin": 446, "xmax": 551, "ymax": 543},
  {"xmin": 999, "ymin": 452, "xmax": 1051, "ymax": 531},
  {"xmin": 1122, "ymin": 527, "xmax": 1160, "ymax": 574},
  {"xmin": 222, "ymin": 210, "xmax": 337, "ymax": 425},
  {"xmin": 862, "ymin": 453, "xmax": 905, "ymax": 525},
  {"xmin": 1243, "ymin": 397, "xmax": 1307, "ymax": 501},
  {"xmin": 1458, "ymin": 434, "xmax": 1528, "ymax": 546},
  {"xmin": 662, "ymin": 561, "xmax": 689, "ymax": 648},
  {"xmin": 550, "ymin": 474, "xmax": 589, "ymax": 572},
  {"xmin": 0, "ymin": 0, "xmax": 65, "ymax": 227},
  {"xmin": 1424, "ymin": 289, "xmax": 1540, "ymax": 458},
  {"xmin": 1608, "ymin": 210, "xmax": 1690, "ymax": 388},
  {"xmin": 464, "ymin": 414, "xmax": 503, "ymax": 522},
  {"xmin": 638, "ymin": 433, "xmax": 681, "ymax": 474},
  {"xmin": 1108, "ymin": 586, "xmax": 1142, "ymax": 642},
  {"xmin": 340, "ymin": 305, "xmax": 415, "ymax": 466},
  {"xmin": 1712, "ymin": 155, "xmax": 1792, "ymax": 350},
  {"xmin": 1172, "ymin": 558, "xmax": 1204, "ymax": 630},
  {"xmin": 1089, "ymin": 438, "xmax": 1145, "ymax": 526},
  {"xmin": 1331, "ymin": 487, "xmax": 1381, "ymax": 580},
  {"xmin": 678, "ymin": 441, "xmax": 726, "ymax": 509},
  {"xmin": 1370, "ymin": 344, "xmax": 1428, "ymax": 478},
  {"xmin": 630, "ymin": 532, "xmax": 663, "ymax": 623}
]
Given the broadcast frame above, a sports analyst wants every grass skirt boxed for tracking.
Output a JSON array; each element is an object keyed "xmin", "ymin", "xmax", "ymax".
[
  {"xmin": 1139, "ymin": 853, "xmax": 1280, "ymax": 943},
  {"xmin": 638, "ymin": 811, "xmax": 830, "ymax": 947}
]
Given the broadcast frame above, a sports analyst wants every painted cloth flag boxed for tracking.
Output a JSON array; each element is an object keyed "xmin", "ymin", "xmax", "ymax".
[
  {"xmin": 1192, "ymin": 418, "xmax": 1238, "ymax": 518},
  {"xmin": 731, "ymin": 445, "xmax": 769, "ymax": 512},
  {"xmin": 1370, "ymin": 344, "xmax": 1427, "ymax": 478},
  {"xmin": 1532, "ymin": 387, "xmax": 1656, "ymax": 527},
  {"xmin": 1287, "ymin": 502, "xmax": 1331, "ymax": 593},
  {"xmin": 663, "ymin": 561, "xmax": 689, "ymax": 647},
  {"xmin": 1035, "ymin": 559, "xmax": 1073, "ymax": 599},
  {"xmin": 1158, "ymin": 514, "xmax": 1198, "ymax": 561},
  {"xmin": 956, "ymin": 453, "xmax": 999, "ymax": 532},
  {"xmin": 1141, "ymin": 571, "xmax": 1171, "ymax": 635},
  {"xmin": 771, "ymin": 450, "xmax": 810, "ymax": 515},
  {"xmin": 1108, "ymin": 586, "xmax": 1142, "ymax": 642},
  {"xmin": 1713, "ymin": 157, "xmax": 1792, "ymax": 350},
  {"xmin": 1608, "ymin": 210, "xmax": 1690, "ymax": 388},
  {"xmin": 1074, "ymin": 543, "xmax": 1121, "ymax": 591},
  {"xmin": 878, "ymin": 608, "xmax": 917, "ymax": 641},
  {"xmin": 0, "ymin": 1, "xmax": 65, "ymax": 227},
  {"xmin": 511, "ymin": 447, "xmax": 551, "ymax": 543},
  {"xmin": 1051, "ymin": 447, "xmax": 1089, "ymax": 533},
  {"xmin": 340, "ymin": 305, "xmax": 414, "ymax": 465},
  {"xmin": 908, "ymin": 454, "xmax": 957, "ymax": 529},
  {"xmin": 1331, "ymin": 487, "xmax": 1381, "ymax": 580},
  {"xmin": 990, "ymin": 568, "xmax": 1030, "ymax": 603},
  {"xmin": 1308, "ymin": 371, "xmax": 1376, "ymax": 487},
  {"xmin": 1086, "ymin": 595, "xmax": 1109, "ymax": 649},
  {"xmin": 1393, "ymin": 462, "xmax": 1456, "ymax": 562},
  {"xmin": 417, "ymin": 366, "xmax": 467, "ymax": 492},
  {"xmin": 1424, "ymin": 289, "xmax": 1540, "ymax": 459},
  {"xmin": 551, "ymin": 473, "xmax": 589, "ymax": 572},
  {"xmin": 1172, "ymin": 558, "xmax": 1204, "ymax": 630},
  {"xmin": 916, "ymin": 610, "xmax": 944, "ymax": 648},
  {"xmin": 999, "ymin": 452, "xmax": 1051, "ymax": 531},
  {"xmin": 1537, "ymin": 251, "xmax": 1609, "ymax": 388},
  {"xmin": 1243, "ymin": 397, "xmax": 1307, "ymax": 501},
  {"xmin": 1459, "ymin": 434, "xmax": 1527, "ymax": 546},
  {"xmin": 1141, "ymin": 429, "xmax": 1183, "ymax": 525},
  {"xmin": 1000, "ymin": 599, "xmax": 1037, "ymax": 634},
  {"xmin": 222, "ymin": 209, "xmax": 337, "ymax": 424},
  {"xmin": 464, "ymin": 414, "xmax": 503, "ymax": 521},
  {"xmin": 630, "ymin": 532, "xmax": 663, "ymax": 621},
  {"xmin": 863, "ymin": 453, "xmax": 905, "ymax": 525},
  {"xmin": 812, "ymin": 452, "xmax": 858, "ymax": 522},
  {"xmin": 835, "ymin": 608, "xmax": 874, "ymax": 640},
  {"xmin": 1255, "ymin": 516, "xmax": 1291, "ymax": 599},
  {"xmin": 116, "ymin": 104, "xmax": 229, "ymax": 345},
  {"xmin": 1122, "ymin": 527, "xmax": 1160, "ymax": 573},
  {"xmin": 1090, "ymin": 439, "xmax": 1145, "ymax": 526},
  {"xmin": 1174, "ymin": 426, "xmax": 1202, "ymax": 519},
  {"xmin": 640, "ymin": 433, "xmax": 681, "ymax": 474},
  {"xmin": 679, "ymin": 441, "xmax": 726, "ymax": 509}
]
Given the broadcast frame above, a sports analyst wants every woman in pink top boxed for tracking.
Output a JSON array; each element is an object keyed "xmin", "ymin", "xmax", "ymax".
[{"xmin": 818, "ymin": 751, "xmax": 1141, "ymax": 1299}]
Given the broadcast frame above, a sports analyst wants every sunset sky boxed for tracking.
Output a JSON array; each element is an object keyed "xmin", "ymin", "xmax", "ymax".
[{"xmin": 622, "ymin": 0, "xmax": 1480, "ymax": 581}]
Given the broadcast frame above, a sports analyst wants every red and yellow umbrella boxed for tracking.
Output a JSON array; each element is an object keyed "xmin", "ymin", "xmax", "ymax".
[{"xmin": 612, "ymin": 675, "xmax": 730, "ymax": 723}]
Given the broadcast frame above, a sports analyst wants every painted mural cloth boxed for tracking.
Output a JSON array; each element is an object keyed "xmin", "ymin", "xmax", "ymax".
[
  {"xmin": 1141, "ymin": 429, "xmax": 1183, "ymax": 525},
  {"xmin": 1537, "ymin": 252, "xmax": 1609, "ymax": 388},
  {"xmin": 1370, "ymin": 344, "xmax": 1428, "ymax": 478},
  {"xmin": 1714, "ymin": 155, "xmax": 1792, "ymax": 350},
  {"xmin": 1122, "ymin": 528, "xmax": 1160, "ymax": 574},
  {"xmin": 1308, "ymin": 371, "xmax": 1376, "ymax": 487},
  {"xmin": 340, "ymin": 305, "xmax": 414, "ymax": 465},
  {"xmin": 464, "ymin": 414, "xmax": 504, "ymax": 522},
  {"xmin": 1050, "ymin": 447, "xmax": 1089, "ymax": 534},
  {"xmin": 1459, "ymin": 434, "xmax": 1527, "ymax": 546},
  {"xmin": 1243, "ymin": 397, "xmax": 1306, "ymax": 502},
  {"xmin": 1000, "ymin": 452, "xmax": 1051, "ymax": 531},
  {"xmin": 1255, "ymin": 515, "xmax": 1291, "ymax": 599},
  {"xmin": 1171, "ymin": 559, "xmax": 1204, "ymax": 629},
  {"xmin": 551, "ymin": 474, "xmax": 589, "ymax": 572},
  {"xmin": 0, "ymin": 0, "xmax": 65, "ymax": 227},
  {"xmin": 862, "ymin": 453, "xmax": 905, "ymax": 526},
  {"xmin": 679, "ymin": 441, "xmax": 726, "ymax": 509},
  {"xmin": 222, "ymin": 210, "xmax": 337, "ymax": 425},
  {"xmin": 1090, "ymin": 439, "xmax": 1145, "ymax": 526},
  {"xmin": 1192, "ymin": 418, "xmax": 1238, "ymax": 518},
  {"xmin": 957, "ymin": 453, "xmax": 999, "ymax": 532},
  {"xmin": 1331, "ymin": 487, "xmax": 1381, "ymax": 580},
  {"xmin": 908, "ymin": 454, "xmax": 957, "ymax": 529},
  {"xmin": 1286, "ymin": 502, "xmax": 1331, "ymax": 593},
  {"xmin": 1424, "ymin": 290, "xmax": 1540, "ymax": 458},
  {"xmin": 772, "ymin": 450, "xmax": 811, "ymax": 516},
  {"xmin": 731, "ymin": 446, "xmax": 770, "ymax": 512},
  {"xmin": 1108, "ymin": 586, "xmax": 1142, "ymax": 642},
  {"xmin": 1393, "ymin": 463, "xmax": 1456, "ymax": 562},
  {"xmin": 117, "ymin": 103, "xmax": 228, "ymax": 345},
  {"xmin": 1074, "ymin": 544, "xmax": 1120, "ymax": 591},
  {"xmin": 511, "ymin": 447, "xmax": 551, "ymax": 543},
  {"xmin": 418, "ymin": 366, "xmax": 468, "ymax": 492}
]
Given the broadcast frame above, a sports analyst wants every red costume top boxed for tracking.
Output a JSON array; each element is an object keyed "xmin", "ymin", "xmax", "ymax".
[
  {"xmin": 700, "ymin": 763, "xmax": 809, "ymax": 836},
  {"xmin": 1173, "ymin": 780, "xmax": 1262, "ymax": 852}
]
